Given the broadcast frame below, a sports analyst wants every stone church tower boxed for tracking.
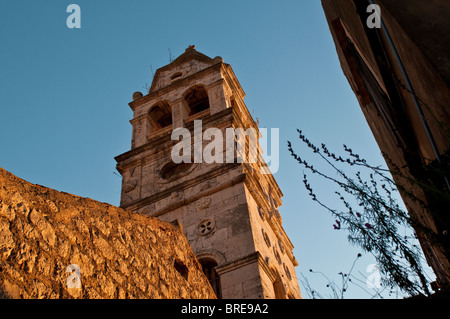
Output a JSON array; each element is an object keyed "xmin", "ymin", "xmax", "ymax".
[{"xmin": 115, "ymin": 46, "xmax": 301, "ymax": 299}]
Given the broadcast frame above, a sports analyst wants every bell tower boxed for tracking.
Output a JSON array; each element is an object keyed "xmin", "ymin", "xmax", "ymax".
[{"xmin": 115, "ymin": 46, "xmax": 301, "ymax": 299}]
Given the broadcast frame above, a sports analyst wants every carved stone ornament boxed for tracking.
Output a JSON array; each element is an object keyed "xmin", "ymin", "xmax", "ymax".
[
  {"xmin": 197, "ymin": 219, "xmax": 215, "ymax": 236},
  {"xmin": 171, "ymin": 191, "xmax": 183, "ymax": 201},
  {"xmin": 123, "ymin": 178, "xmax": 137, "ymax": 193},
  {"xmin": 196, "ymin": 196, "xmax": 211, "ymax": 210}
]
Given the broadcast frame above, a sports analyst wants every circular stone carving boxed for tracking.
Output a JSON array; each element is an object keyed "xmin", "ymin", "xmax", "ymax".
[
  {"xmin": 283, "ymin": 263, "xmax": 292, "ymax": 280},
  {"xmin": 159, "ymin": 162, "xmax": 193, "ymax": 180},
  {"xmin": 196, "ymin": 196, "xmax": 211, "ymax": 210},
  {"xmin": 278, "ymin": 240, "xmax": 285, "ymax": 254},
  {"xmin": 261, "ymin": 228, "xmax": 271, "ymax": 247},
  {"xmin": 258, "ymin": 207, "xmax": 266, "ymax": 220},
  {"xmin": 273, "ymin": 246, "xmax": 282, "ymax": 265},
  {"xmin": 197, "ymin": 219, "xmax": 215, "ymax": 236}
]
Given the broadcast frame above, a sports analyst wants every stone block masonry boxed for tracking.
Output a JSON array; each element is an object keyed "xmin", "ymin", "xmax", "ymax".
[
  {"xmin": 117, "ymin": 47, "xmax": 302, "ymax": 298},
  {"xmin": 0, "ymin": 167, "xmax": 216, "ymax": 299}
]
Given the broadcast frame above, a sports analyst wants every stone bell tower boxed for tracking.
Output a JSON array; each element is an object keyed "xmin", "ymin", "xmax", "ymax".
[{"xmin": 115, "ymin": 45, "xmax": 301, "ymax": 299}]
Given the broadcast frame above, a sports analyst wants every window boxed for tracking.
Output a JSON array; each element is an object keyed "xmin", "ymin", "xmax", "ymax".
[
  {"xmin": 170, "ymin": 72, "xmax": 183, "ymax": 80},
  {"xmin": 283, "ymin": 263, "xmax": 292, "ymax": 281},
  {"xmin": 184, "ymin": 86, "xmax": 210, "ymax": 116},
  {"xmin": 148, "ymin": 101, "xmax": 172, "ymax": 132},
  {"xmin": 199, "ymin": 258, "xmax": 221, "ymax": 298},
  {"xmin": 174, "ymin": 259, "xmax": 189, "ymax": 281},
  {"xmin": 272, "ymin": 270, "xmax": 286, "ymax": 299}
]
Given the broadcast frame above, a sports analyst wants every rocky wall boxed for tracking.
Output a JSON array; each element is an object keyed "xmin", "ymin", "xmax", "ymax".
[{"xmin": 0, "ymin": 167, "xmax": 215, "ymax": 299}]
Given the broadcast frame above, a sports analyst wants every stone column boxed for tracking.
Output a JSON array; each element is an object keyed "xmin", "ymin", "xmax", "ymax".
[
  {"xmin": 206, "ymin": 79, "xmax": 230, "ymax": 115},
  {"xmin": 130, "ymin": 114, "xmax": 147, "ymax": 149},
  {"xmin": 171, "ymin": 98, "xmax": 190, "ymax": 128}
]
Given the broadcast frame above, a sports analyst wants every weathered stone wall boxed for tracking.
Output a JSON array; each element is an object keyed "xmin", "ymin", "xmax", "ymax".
[{"xmin": 0, "ymin": 167, "xmax": 215, "ymax": 299}]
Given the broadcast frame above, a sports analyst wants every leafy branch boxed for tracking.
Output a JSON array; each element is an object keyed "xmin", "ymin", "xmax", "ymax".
[{"xmin": 288, "ymin": 129, "xmax": 432, "ymax": 296}]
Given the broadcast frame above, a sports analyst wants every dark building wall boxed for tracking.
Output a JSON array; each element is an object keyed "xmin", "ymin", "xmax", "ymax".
[
  {"xmin": 378, "ymin": 0, "xmax": 450, "ymax": 86},
  {"xmin": 321, "ymin": 0, "xmax": 450, "ymax": 289}
]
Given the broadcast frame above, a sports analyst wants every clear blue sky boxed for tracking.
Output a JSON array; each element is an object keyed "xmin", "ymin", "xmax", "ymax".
[{"xmin": 0, "ymin": 1, "xmax": 430, "ymax": 298}]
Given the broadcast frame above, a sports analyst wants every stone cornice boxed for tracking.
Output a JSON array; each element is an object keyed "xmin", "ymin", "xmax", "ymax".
[
  {"xmin": 215, "ymin": 251, "xmax": 277, "ymax": 283},
  {"xmin": 122, "ymin": 163, "xmax": 244, "ymax": 214},
  {"xmin": 115, "ymin": 107, "xmax": 234, "ymax": 170}
]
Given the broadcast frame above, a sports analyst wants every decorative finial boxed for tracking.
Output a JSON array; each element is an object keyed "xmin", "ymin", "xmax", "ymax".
[
  {"xmin": 132, "ymin": 91, "xmax": 143, "ymax": 101},
  {"xmin": 185, "ymin": 45, "xmax": 196, "ymax": 52}
]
